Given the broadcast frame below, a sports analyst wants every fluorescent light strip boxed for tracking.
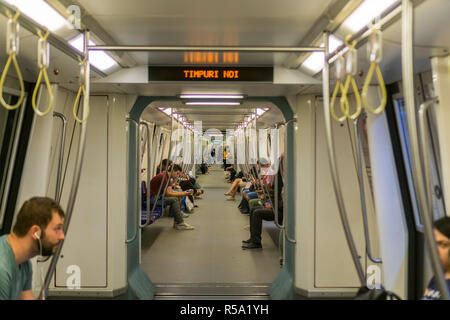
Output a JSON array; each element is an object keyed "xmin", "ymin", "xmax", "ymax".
[
  {"xmin": 342, "ymin": 0, "xmax": 398, "ymax": 33},
  {"xmin": 256, "ymin": 108, "xmax": 266, "ymax": 116},
  {"xmin": 5, "ymin": 0, "xmax": 71, "ymax": 32},
  {"xmin": 185, "ymin": 102, "xmax": 241, "ymax": 106},
  {"xmin": 301, "ymin": 35, "xmax": 343, "ymax": 73},
  {"xmin": 69, "ymin": 34, "xmax": 118, "ymax": 71},
  {"xmin": 180, "ymin": 94, "xmax": 244, "ymax": 99}
]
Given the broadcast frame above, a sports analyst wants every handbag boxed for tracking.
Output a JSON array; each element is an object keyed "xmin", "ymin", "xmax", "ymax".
[{"xmin": 185, "ymin": 197, "xmax": 194, "ymax": 212}]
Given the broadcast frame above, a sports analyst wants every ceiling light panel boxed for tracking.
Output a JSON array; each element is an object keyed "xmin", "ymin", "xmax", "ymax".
[
  {"xmin": 4, "ymin": 0, "xmax": 72, "ymax": 32},
  {"xmin": 341, "ymin": 0, "xmax": 398, "ymax": 33}
]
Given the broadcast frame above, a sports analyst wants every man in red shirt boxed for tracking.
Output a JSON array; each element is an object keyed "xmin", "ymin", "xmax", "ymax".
[{"xmin": 150, "ymin": 164, "xmax": 194, "ymax": 230}]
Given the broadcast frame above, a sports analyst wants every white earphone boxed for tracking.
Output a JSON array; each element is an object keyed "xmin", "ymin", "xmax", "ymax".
[{"xmin": 34, "ymin": 232, "xmax": 40, "ymax": 240}]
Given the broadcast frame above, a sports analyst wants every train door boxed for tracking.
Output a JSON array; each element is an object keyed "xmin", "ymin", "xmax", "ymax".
[{"xmin": 133, "ymin": 100, "xmax": 292, "ymax": 299}]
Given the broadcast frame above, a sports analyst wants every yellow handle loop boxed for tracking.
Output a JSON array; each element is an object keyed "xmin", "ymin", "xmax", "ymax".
[
  {"xmin": 73, "ymin": 84, "xmax": 89, "ymax": 123},
  {"xmin": 340, "ymin": 74, "xmax": 362, "ymax": 120},
  {"xmin": 0, "ymin": 11, "xmax": 24, "ymax": 111},
  {"xmin": 332, "ymin": 34, "xmax": 361, "ymax": 121},
  {"xmin": 31, "ymin": 30, "xmax": 53, "ymax": 116},
  {"xmin": 330, "ymin": 80, "xmax": 350, "ymax": 122},
  {"xmin": 361, "ymin": 61, "xmax": 387, "ymax": 115},
  {"xmin": 7, "ymin": 10, "xmax": 20, "ymax": 22},
  {"xmin": 0, "ymin": 54, "xmax": 25, "ymax": 110},
  {"xmin": 31, "ymin": 68, "xmax": 54, "ymax": 116},
  {"xmin": 345, "ymin": 34, "xmax": 358, "ymax": 52}
]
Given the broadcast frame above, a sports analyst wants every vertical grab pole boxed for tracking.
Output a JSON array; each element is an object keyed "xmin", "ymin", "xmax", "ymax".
[
  {"xmin": 125, "ymin": 118, "xmax": 140, "ymax": 242},
  {"xmin": 402, "ymin": 0, "xmax": 449, "ymax": 300},
  {"xmin": 354, "ymin": 116, "xmax": 382, "ymax": 264},
  {"xmin": 53, "ymin": 112, "xmax": 67, "ymax": 203},
  {"xmin": 39, "ymin": 30, "xmax": 91, "ymax": 300},
  {"xmin": 322, "ymin": 31, "xmax": 365, "ymax": 286},
  {"xmin": 140, "ymin": 122, "xmax": 152, "ymax": 228},
  {"xmin": 418, "ymin": 98, "xmax": 439, "ymax": 218}
]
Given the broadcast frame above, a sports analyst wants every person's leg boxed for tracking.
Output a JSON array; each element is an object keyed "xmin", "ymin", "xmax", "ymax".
[
  {"xmin": 164, "ymin": 197, "xmax": 184, "ymax": 224},
  {"xmin": 231, "ymin": 179, "xmax": 244, "ymax": 195},
  {"xmin": 248, "ymin": 198, "xmax": 263, "ymax": 213},
  {"xmin": 226, "ymin": 178, "xmax": 242, "ymax": 197},
  {"xmin": 225, "ymin": 179, "xmax": 237, "ymax": 195},
  {"xmin": 247, "ymin": 192, "xmax": 258, "ymax": 200},
  {"xmin": 246, "ymin": 209, "xmax": 274, "ymax": 246}
]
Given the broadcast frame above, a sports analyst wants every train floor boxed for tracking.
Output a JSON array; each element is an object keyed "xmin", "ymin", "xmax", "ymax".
[{"xmin": 140, "ymin": 165, "xmax": 282, "ymax": 299}]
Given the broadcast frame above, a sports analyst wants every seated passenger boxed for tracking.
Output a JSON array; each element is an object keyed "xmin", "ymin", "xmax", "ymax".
[
  {"xmin": 423, "ymin": 216, "xmax": 450, "ymax": 300},
  {"xmin": 156, "ymin": 159, "xmax": 173, "ymax": 174},
  {"xmin": 149, "ymin": 164, "xmax": 194, "ymax": 230},
  {"xmin": 224, "ymin": 177, "xmax": 247, "ymax": 200},
  {"xmin": 242, "ymin": 159, "xmax": 283, "ymax": 250},
  {"xmin": 200, "ymin": 163, "xmax": 209, "ymax": 175},
  {"xmin": 178, "ymin": 171, "xmax": 200, "ymax": 208},
  {"xmin": 0, "ymin": 197, "xmax": 65, "ymax": 299},
  {"xmin": 224, "ymin": 163, "xmax": 236, "ymax": 182}
]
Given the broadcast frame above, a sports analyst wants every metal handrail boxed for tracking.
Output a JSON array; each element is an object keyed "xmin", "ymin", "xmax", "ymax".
[
  {"xmin": 125, "ymin": 118, "xmax": 140, "ymax": 243},
  {"xmin": 149, "ymin": 109, "xmax": 175, "ymax": 217},
  {"xmin": 354, "ymin": 115, "xmax": 382, "ymax": 264},
  {"xmin": 36, "ymin": 113, "xmax": 67, "ymax": 267},
  {"xmin": 88, "ymin": 44, "xmax": 325, "ymax": 53},
  {"xmin": 418, "ymin": 98, "xmax": 439, "ymax": 218},
  {"xmin": 52, "ymin": 112, "xmax": 67, "ymax": 203},
  {"xmin": 39, "ymin": 30, "xmax": 91, "ymax": 300},
  {"xmin": 281, "ymin": 121, "xmax": 297, "ymax": 244},
  {"xmin": 273, "ymin": 169, "xmax": 283, "ymax": 230},
  {"xmin": 139, "ymin": 121, "xmax": 152, "ymax": 228},
  {"xmin": 323, "ymin": 31, "xmax": 365, "ymax": 286},
  {"xmin": 402, "ymin": 0, "xmax": 449, "ymax": 299}
]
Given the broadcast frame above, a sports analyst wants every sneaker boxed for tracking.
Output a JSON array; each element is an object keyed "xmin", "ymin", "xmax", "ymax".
[
  {"xmin": 242, "ymin": 242, "xmax": 262, "ymax": 249},
  {"xmin": 173, "ymin": 222, "xmax": 195, "ymax": 230},
  {"xmin": 182, "ymin": 213, "xmax": 190, "ymax": 218}
]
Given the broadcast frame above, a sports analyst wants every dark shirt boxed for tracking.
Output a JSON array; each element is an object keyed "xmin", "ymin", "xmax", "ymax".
[
  {"xmin": 149, "ymin": 172, "xmax": 169, "ymax": 197},
  {"xmin": 422, "ymin": 277, "xmax": 450, "ymax": 300}
]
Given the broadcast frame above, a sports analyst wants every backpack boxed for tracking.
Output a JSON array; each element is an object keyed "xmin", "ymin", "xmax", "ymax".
[{"xmin": 354, "ymin": 286, "xmax": 402, "ymax": 300}]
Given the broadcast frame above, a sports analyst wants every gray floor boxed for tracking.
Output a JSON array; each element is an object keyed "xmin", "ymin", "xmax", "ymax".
[{"xmin": 140, "ymin": 165, "xmax": 281, "ymax": 296}]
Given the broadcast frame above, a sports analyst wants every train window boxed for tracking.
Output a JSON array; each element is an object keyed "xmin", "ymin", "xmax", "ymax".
[
  {"xmin": 0, "ymin": 93, "xmax": 24, "ymax": 230},
  {"xmin": 394, "ymin": 94, "xmax": 446, "ymax": 223},
  {"xmin": 393, "ymin": 97, "xmax": 422, "ymax": 228}
]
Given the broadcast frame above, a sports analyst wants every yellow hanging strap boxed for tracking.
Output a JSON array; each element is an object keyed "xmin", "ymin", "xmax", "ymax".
[
  {"xmin": 0, "ymin": 10, "xmax": 25, "ymax": 111},
  {"xmin": 361, "ymin": 29, "xmax": 387, "ymax": 115},
  {"xmin": 330, "ymin": 56, "xmax": 349, "ymax": 123},
  {"xmin": 340, "ymin": 35, "xmax": 362, "ymax": 120},
  {"xmin": 32, "ymin": 30, "xmax": 54, "ymax": 116},
  {"xmin": 73, "ymin": 58, "xmax": 89, "ymax": 123}
]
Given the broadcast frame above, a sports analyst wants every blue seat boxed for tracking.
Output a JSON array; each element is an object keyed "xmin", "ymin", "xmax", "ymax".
[
  {"xmin": 141, "ymin": 198, "xmax": 165, "ymax": 225},
  {"xmin": 141, "ymin": 179, "xmax": 166, "ymax": 226}
]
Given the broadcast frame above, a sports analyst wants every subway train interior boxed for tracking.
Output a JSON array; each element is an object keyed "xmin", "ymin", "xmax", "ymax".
[{"xmin": 0, "ymin": 0, "xmax": 449, "ymax": 301}]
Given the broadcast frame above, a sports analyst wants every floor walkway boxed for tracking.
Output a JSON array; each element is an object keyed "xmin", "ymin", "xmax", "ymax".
[{"xmin": 140, "ymin": 165, "xmax": 281, "ymax": 295}]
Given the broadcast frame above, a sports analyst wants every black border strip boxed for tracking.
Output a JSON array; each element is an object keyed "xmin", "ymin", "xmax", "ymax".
[
  {"xmin": 1, "ymin": 82, "xmax": 35, "ymax": 235},
  {"xmin": 384, "ymin": 82, "xmax": 424, "ymax": 299}
]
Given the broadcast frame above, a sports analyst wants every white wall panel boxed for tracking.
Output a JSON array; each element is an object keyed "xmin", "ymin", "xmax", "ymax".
[{"xmin": 55, "ymin": 96, "xmax": 108, "ymax": 287}]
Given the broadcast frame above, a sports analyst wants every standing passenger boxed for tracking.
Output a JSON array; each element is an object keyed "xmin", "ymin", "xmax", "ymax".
[
  {"xmin": 0, "ymin": 197, "xmax": 65, "ymax": 300},
  {"xmin": 423, "ymin": 216, "xmax": 450, "ymax": 300}
]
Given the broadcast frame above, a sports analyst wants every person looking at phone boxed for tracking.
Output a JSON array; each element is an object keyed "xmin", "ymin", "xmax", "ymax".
[{"xmin": 150, "ymin": 164, "xmax": 194, "ymax": 230}]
